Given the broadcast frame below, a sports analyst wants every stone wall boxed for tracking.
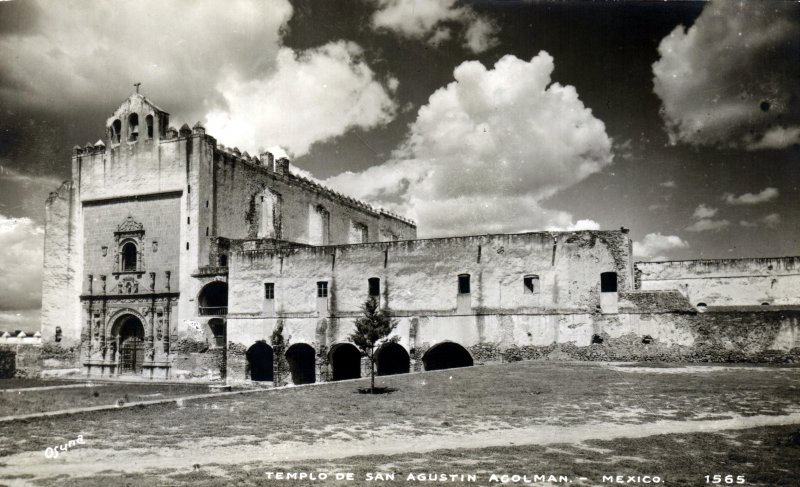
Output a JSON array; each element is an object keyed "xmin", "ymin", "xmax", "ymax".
[{"xmin": 637, "ymin": 257, "xmax": 800, "ymax": 306}]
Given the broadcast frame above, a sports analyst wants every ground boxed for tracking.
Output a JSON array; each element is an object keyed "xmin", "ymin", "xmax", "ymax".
[{"xmin": 0, "ymin": 362, "xmax": 798, "ymax": 486}]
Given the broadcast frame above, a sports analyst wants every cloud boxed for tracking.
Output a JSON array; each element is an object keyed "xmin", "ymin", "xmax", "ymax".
[
  {"xmin": 652, "ymin": 1, "xmax": 800, "ymax": 150},
  {"xmin": 659, "ymin": 180, "xmax": 676, "ymax": 189},
  {"xmin": 327, "ymin": 51, "xmax": 613, "ymax": 237},
  {"xmin": 206, "ymin": 41, "xmax": 398, "ymax": 158},
  {"xmin": 723, "ymin": 187, "xmax": 779, "ymax": 205},
  {"xmin": 762, "ymin": 213, "xmax": 781, "ymax": 229},
  {"xmin": 692, "ymin": 204, "xmax": 718, "ymax": 219},
  {"xmin": 740, "ymin": 213, "xmax": 782, "ymax": 229},
  {"xmin": 0, "ymin": 0, "xmax": 294, "ymax": 123},
  {"xmin": 686, "ymin": 218, "xmax": 730, "ymax": 233},
  {"xmin": 0, "ymin": 215, "xmax": 43, "ymax": 310},
  {"xmin": 633, "ymin": 233, "xmax": 689, "ymax": 261},
  {"xmin": 371, "ymin": 0, "xmax": 498, "ymax": 53}
]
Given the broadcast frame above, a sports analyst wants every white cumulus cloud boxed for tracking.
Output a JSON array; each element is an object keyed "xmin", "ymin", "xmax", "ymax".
[
  {"xmin": 652, "ymin": 0, "xmax": 800, "ymax": 150},
  {"xmin": 692, "ymin": 204, "xmax": 718, "ymax": 219},
  {"xmin": 723, "ymin": 187, "xmax": 779, "ymax": 205},
  {"xmin": 633, "ymin": 233, "xmax": 689, "ymax": 261},
  {"xmin": 327, "ymin": 52, "xmax": 613, "ymax": 237},
  {"xmin": 371, "ymin": 0, "xmax": 498, "ymax": 53},
  {"xmin": 206, "ymin": 41, "xmax": 398, "ymax": 158},
  {"xmin": 0, "ymin": 215, "xmax": 43, "ymax": 310},
  {"xmin": 686, "ymin": 218, "xmax": 730, "ymax": 233}
]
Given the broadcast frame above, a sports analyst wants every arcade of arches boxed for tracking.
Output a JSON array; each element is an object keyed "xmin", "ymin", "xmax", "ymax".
[{"xmin": 242, "ymin": 340, "xmax": 473, "ymax": 384}]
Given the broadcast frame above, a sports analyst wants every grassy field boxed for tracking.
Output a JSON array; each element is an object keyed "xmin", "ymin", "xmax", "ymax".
[
  {"xmin": 0, "ymin": 381, "xmax": 212, "ymax": 417},
  {"xmin": 28, "ymin": 424, "xmax": 799, "ymax": 487},
  {"xmin": 0, "ymin": 362, "xmax": 798, "ymax": 485}
]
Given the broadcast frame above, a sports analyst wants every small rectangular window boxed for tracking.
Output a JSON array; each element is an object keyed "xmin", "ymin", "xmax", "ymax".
[
  {"xmin": 601, "ymin": 272, "xmax": 618, "ymax": 293},
  {"xmin": 524, "ymin": 274, "xmax": 540, "ymax": 294},
  {"xmin": 368, "ymin": 277, "xmax": 380, "ymax": 297},
  {"xmin": 186, "ymin": 242, "xmax": 189, "ymax": 250},
  {"xmin": 264, "ymin": 283, "xmax": 275, "ymax": 300},
  {"xmin": 187, "ymin": 185, "xmax": 191, "ymax": 194},
  {"xmin": 187, "ymin": 217, "xmax": 191, "ymax": 224},
  {"xmin": 458, "ymin": 274, "xmax": 470, "ymax": 294},
  {"xmin": 317, "ymin": 281, "xmax": 328, "ymax": 298},
  {"xmin": 206, "ymin": 200, "xmax": 209, "ymax": 208}
]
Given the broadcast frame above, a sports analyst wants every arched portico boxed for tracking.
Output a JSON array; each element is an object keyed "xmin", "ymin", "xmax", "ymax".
[
  {"xmin": 376, "ymin": 342, "xmax": 410, "ymax": 376},
  {"xmin": 329, "ymin": 343, "xmax": 361, "ymax": 381},
  {"xmin": 286, "ymin": 343, "xmax": 316, "ymax": 385},
  {"xmin": 246, "ymin": 342, "xmax": 274, "ymax": 381},
  {"xmin": 422, "ymin": 341, "xmax": 473, "ymax": 371}
]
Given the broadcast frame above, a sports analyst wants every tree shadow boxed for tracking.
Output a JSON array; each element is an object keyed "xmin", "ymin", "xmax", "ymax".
[{"xmin": 356, "ymin": 387, "xmax": 397, "ymax": 395}]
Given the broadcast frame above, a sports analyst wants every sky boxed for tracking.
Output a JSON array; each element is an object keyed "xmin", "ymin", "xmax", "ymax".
[{"xmin": 0, "ymin": 0, "xmax": 798, "ymax": 329}]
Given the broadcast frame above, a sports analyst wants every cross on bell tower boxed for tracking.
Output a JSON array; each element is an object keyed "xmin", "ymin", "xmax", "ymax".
[{"xmin": 134, "ymin": 82, "xmax": 141, "ymax": 94}]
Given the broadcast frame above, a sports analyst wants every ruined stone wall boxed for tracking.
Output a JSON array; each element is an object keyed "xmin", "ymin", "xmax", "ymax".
[
  {"xmin": 229, "ymin": 230, "xmax": 633, "ymax": 317},
  {"xmin": 637, "ymin": 257, "xmax": 800, "ymax": 306},
  {"xmin": 210, "ymin": 150, "xmax": 416, "ymax": 247}
]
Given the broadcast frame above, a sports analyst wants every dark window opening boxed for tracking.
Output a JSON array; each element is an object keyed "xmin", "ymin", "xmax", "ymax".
[
  {"xmin": 317, "ymin": 281, "xmax": 328, "ymax": 298},
  {"xmin": 206, "ymin": 227, "xmax": 209, "ymax": 236},
  {"xmin": 145, "ymin": 114, "xmax": 154, "ymax": 139},
  {"xmin": 55, "ymin": 326, "xmax": 62, "ymax": 343},
  {"xmin": 128, "ymin": 113, "xmax": 139, "ymax": 142},
  {"xmin": 523, "ymin": 274, "xmax": 539, "ymax": 294},
  {"xmin": 187, "ymin": 185, "xmax": 191, "ymax": 193},
  {"xmin": 368, "ymin": 277, "xmax": 380, "ymax": 297},
  {"xmin": 187, "ymin": 217, "xmax": 190, "ymax": 224},
  {"xmin": 377, "ymin": 343, "xmax": 410, "ymax": 376},
  {"xmin": 422, "ymin": 342, "xmax": 473, "ymax": 371},
  {"xmin": 591, "ymin": 334, "xmax": 604, "ymax": 344},
  {"xmin": 458, "ymin": 274, "xmax": 471, "ymax": 294},
  {"xmin": 121, "ymin": 242, "xmax": 138, "ymax": 271},
  {"xmin": 206, "ymin": 200, "xmax": 209, "ymax": 208},
  {"xmin": 246, "ymin": 342, "xmax": 273, "ymax": 381},
  {"xmin": 264, "ymin": 283, "xmax": 275, "ymax": 300},
  {"xmin": 330, "ymin": 344, "xmax": 361, "ymax": 381},
  {"xmin": 186, "ymin": 242, "xmax": 189, "ymax": 250},
  {"xmin": 600, "ymin": 272, "xmax": 618, "ymax": 293},
  {"xmin": 112, "ymin": 119, "xmax": 122, "ymax": 144},
  {"xmin": 641, "ymin": 335, "xmax": 653, "ymax": 345},
  {"xmin": 286, "ymin": 343, "xmax": 316, "ymax": 385},
  {"xmin": 218, "ymin": 254, "xmax": 228, "ymax": 267}
]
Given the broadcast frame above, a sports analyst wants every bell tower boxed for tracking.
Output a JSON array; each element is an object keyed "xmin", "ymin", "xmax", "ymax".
[{"xmin": 105, "ymin": 86, "xmax": 170, "ymax": 148}]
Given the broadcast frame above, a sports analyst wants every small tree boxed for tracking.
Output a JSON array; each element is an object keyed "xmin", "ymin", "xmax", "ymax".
[
  {"xmin": 271, "ymin": 322, "xmax": 290, "ymax": 386},
  {"xmin": 349, "ymin": 297, "xmax": 398, "ymax": 393}
]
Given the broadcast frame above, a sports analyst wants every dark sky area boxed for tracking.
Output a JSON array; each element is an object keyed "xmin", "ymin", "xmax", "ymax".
[{"xmin": 0, "ymin": 0, "xmax": 798, "ymax": 323}]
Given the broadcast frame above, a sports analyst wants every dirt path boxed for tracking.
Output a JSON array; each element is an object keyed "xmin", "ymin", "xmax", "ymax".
[{"xmin": 3, "ymin": 412, "xmax": 799, "ymax": 485}]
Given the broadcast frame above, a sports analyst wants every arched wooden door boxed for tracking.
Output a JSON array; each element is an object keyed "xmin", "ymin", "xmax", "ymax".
[{"xmin": 119, "ymin": 317, "xmax": 145, "ymax": 374}]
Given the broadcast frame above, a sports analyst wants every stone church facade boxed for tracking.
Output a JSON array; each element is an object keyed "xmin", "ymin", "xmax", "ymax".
[{"xmin": 39, "ymin": 94, "xmax": 800, "ymax": 383}]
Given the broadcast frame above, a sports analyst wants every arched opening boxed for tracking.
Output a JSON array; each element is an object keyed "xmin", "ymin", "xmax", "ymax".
[
  {"xmin": 246, "ymin": 342, "xmax": 273, "ymax": 381},
  {"xmin": 286, "ymin": 343, "xmax": 315, "ymax": 385},
  {"xmin": 111, "ymin": 119, "xmax": 122, "ymax": 144},
  {"xmin": 116, "ymin": 315, "xmax": 145, "ymax": 374},
  {"xmin": 128, "ymin": 113, "xmax": 139, "ymax": 142},
  {"xmin": 422, "ymin": 342, "xmax": 473, "ymax": 371},
  {"xmin": 376, "ymin": 342, "xmax": 410, "ymax": 376},
  {"xmin": 198, "ymin": 281, "xmax": 228, "ymax": 315},
  {"xmin": 121, "ymin": 242, "xmax": 138, "ymax": 271},
  {"xmin": 329, "ymin": 343, "xmax": 361, "ymax": 381},
  {"xmin": 208, "ymin": 318, "xmax": 225, "ymax": 348},
  {"xmin": 145, "ymin": 114, "xmax": 154, "ymax": 139},
  {"xmin": 600, "ymin": 272, "xmax": 618, "ymax": 292}
]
